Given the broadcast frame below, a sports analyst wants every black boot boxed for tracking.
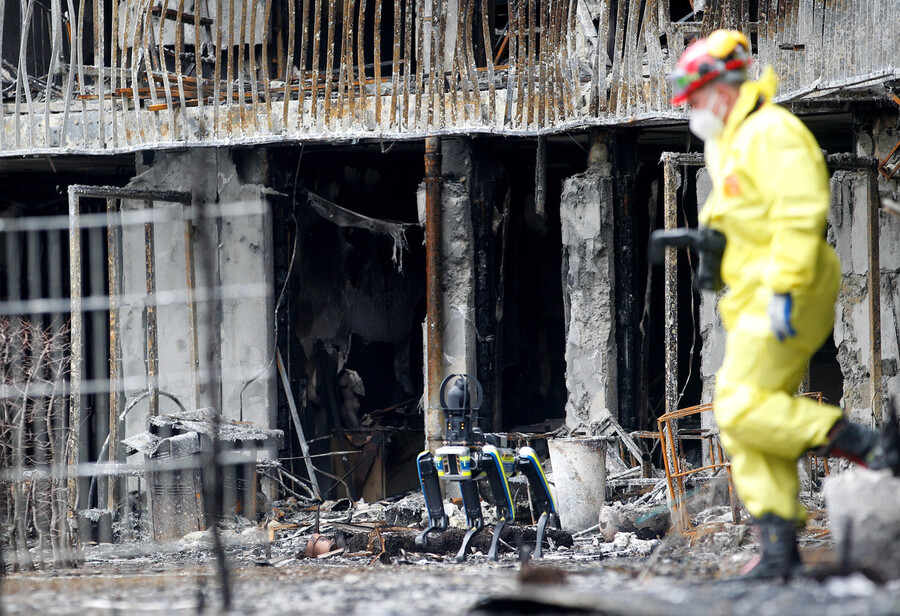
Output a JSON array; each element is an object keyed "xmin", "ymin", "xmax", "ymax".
[
  {"xmin": 740, "ymin": 513, "xmax": 801, "ymax": 580},
  {"xmin": 817, "ymin": 402, "xmax": 900, "ymax": 476},
  {"xmin": 817, "ymin": 420, "xmax": 879, "ymax": 466}
]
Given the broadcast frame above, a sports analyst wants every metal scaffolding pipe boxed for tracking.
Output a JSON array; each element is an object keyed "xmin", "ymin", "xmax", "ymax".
[{"xmin": 425, "ymin": 136, "xmax": 444, "ymax": 452}]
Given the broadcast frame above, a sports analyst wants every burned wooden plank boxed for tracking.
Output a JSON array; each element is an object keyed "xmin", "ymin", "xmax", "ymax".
[
  {"xmin": 607, "ymin": 0, "xmax": 626, "ymax": 115},
  {"xmin": 142, "ymin": 0, "xmax": 165, "ymax": 140},
  {"xmin": 644, "ymin": 0, "xmax": 665, "ymax": 112},
  {"xmin": 236, "ymin": 0, "xmax": 249, "ymax": 132},
  {"xmin": 153, "ymin": 0, "xmax": 177, "ymax": 137},
  {"xmin": 215, "ymin": 0, "xmax": 224, "ymax": 134},
  {"xmin": 433, "ymin": 0, "xmax": 446, "ymax": 128},
  {"xmin": 248, "ymin": 0, "xmax": 263, "ymax": 132},
  {"xmin": 537, "ymin": 0, "xmax": 548, "ymax": 126},
  {"xmin": 564, "ymin": 0, "xmax": 578, "ymax": 118},
  {"xmin": 324, "ymin": 0, "xmax": 337, "ymax": 127},
  {"xmin": 414, "ymin": 0, "xmax": 424, "ymax": 128},
  {"xmin": 126, "ymin": 0, "xmax": 144, "ymax": 140},
  {"xmin": 358, "ymin": 0, "xmax": 370, "ymax": 123},
  {"xmin": 94, "ymin": 0, "xmax": 107, "ymax": 148},
  {"xmin": 298, "ymin": 0, "xmax": 309, "ymax": 127},
  {"xmin": 174, "ymin": 0, "xmax": 191, "ymax": 137},
  {"xmin": 546, "ymin": 0, "xmax": 560, "ymax": 123},
  {"xmin": 14, "ymin": 0, "xmax": 37, "ymax": 148},
  {"xmin": 479, "ymin": 0, "xmax": 495, "ymax": 122},
  {"xmin": 196, "ymin": 0, "xmax": 208, "ymax": 133},
  {"xmin": 402, "ymin": 0, "xmax": 413, "ymax": 129},
  {"xmin": 151, "ymin": 6, "xmax": 214, "ymax": 26},
  {"xmin": 590, "ymin": 0, "xmax": 607, "ymax": 114},
  {"xmin": 323, "ymin": 0, "xmax": 337, "ymax": 125},
  {"xmin": 389, "ymin": 0, "xmax": 401, "ymax": 126},
  {"xmin": 463, "ymin": 0, "xmax": 479, "ymax": 122},
  {"xmin": 338, "ymin": 526, "xmax": 574, "ymax": 558},
  {"xmin": 46, "ymin": 0, "xmax": 64, "ymax": 147},
  {"xmin": 107, "ymin": 198, "xmax": 124, "ymax": 513},
  {"xmin": 525, "ymin": 0, "xmax": 535, "ymax": 127},
  {"xmin": 311, "ymin": 0, "xmax": 323, "ymax": 125},
  {"xmin": 507, "ymin": 0, "xmax": 520, "ymax": 126},
  {"xmin": 374, "ymin": 0, "xmax": 383, "ymax": 125}
]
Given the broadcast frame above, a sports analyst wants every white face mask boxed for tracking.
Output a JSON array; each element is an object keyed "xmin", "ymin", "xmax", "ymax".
[
  {"xmin": 689, "ymin": 91, "xmax": 726, "ymax": 142},
  {"xmin": 689, "ymin": 108, "xmax": 725, "ymax": 142}
]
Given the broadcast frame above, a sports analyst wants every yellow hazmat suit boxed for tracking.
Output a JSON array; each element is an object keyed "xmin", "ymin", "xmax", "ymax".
[{"xmin": 698, "ymin": 67, "xmax": 843, "ymax": 522}]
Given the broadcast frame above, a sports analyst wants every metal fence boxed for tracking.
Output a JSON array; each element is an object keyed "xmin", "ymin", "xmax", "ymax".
[
  {"xmin": 0, "ymin": 186, "xmax": 279, "ymax": 610},
  {"xmin": 0, "ymin": 0, "xmax": 896, "ymax": 153}
]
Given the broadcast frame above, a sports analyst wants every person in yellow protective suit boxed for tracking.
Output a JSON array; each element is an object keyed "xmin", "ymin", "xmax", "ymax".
[{"xmin": 668, "ymin": 30, "xmax": 900, "ymax": 579}]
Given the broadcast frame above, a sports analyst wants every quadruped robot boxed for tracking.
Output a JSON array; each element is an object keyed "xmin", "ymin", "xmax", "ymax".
[{"xmin": 415, "ymin": 374, "xmax": 559, "ymax": 562}]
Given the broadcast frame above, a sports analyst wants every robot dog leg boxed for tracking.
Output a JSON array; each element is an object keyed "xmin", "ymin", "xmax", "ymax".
[
  {"xmin": 456, "ymin": 480, "xmax": 485, "ymax": 562},
  {"xmin": 481, "ymin": 445, "xmax": 515, "ymax": 561},
  {"xmin": 415, "ymin": 451, "xmax": 449, "ymax": 549},
  {"xmin": 516, "ymin": 446, "xmax": 558, "ymax": 558}
]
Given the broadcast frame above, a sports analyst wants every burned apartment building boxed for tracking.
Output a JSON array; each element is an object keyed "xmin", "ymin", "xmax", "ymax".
[{"xmin": 0, "ymin": 0, "xmax": 897, "ymax": 557}]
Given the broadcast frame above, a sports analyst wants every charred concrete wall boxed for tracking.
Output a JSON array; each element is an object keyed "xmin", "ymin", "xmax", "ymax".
[
  {"xmin": 120, "ymin": 149, "xmax": 276, "ymax": 448},
  {"xmin": 560, "ymin": 139, "xmax": 617, "ymax": 429},
  {"xmin": 829, "ymin": 111, "xmax": 900, "ymax": 423}
]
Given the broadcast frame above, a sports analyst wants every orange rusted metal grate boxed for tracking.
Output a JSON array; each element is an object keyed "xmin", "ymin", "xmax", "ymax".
[{"xmin": 658, "ymin": 392, "xmax": 827, "ymax": 534}]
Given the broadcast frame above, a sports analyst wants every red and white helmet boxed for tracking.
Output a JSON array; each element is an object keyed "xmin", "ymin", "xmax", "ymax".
[{"xmin": 669, "ymin": 30, "xmax": 753, "ymax": 105}]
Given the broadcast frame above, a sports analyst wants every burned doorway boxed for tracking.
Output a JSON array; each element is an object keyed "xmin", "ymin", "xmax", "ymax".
[
  {"xmin": 269, "ymin": 143, "xmax": 426, "ymax": 501},
  {"xmin": 486, "ymin": 137, "xmax": 573, "ymax": 434}
]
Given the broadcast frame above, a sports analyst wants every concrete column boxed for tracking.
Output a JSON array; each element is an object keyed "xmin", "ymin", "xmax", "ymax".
[
  {"xmin": 695, "ymin": 167, "xmax": 727, "ymax": 463},
  {"xmin": 120, "ymin": 149, "xmax": 276, "ymax": 454},
  {"xmin": 696, "ymin": 168, "xmax": 727, "ymax": 409},
  {"xmin": 419, "ymin": 138, "xmax": 477, "ymax": 451},
  {"xmin": 848, "ymin": 112, "xmax": 900, "ymax": 420},
  {"xmin": 560, "ymin": 137, "xmax": 617, "ymax": 429},
  {"xmin": 829, "ymin": 167, "xmax": 900, "ymax": 424}
]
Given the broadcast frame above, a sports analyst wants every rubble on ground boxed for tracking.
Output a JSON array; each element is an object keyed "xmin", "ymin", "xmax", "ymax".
[
  {"xmin": 6, "ymin": 435, "xmax": 899, "ymax": 615},
  {"xmin": 599, "ymin": 501, "xmax": 670, "ymax": 541},
  {"xmin": 825, "ymin": 467, "xmax": 900, "ymax": 582}
]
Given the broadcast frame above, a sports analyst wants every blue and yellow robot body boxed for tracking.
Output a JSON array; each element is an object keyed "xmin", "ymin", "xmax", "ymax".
[{"xmin": 415, "ymin": 374, "xmax": 559, "ymax": 562}]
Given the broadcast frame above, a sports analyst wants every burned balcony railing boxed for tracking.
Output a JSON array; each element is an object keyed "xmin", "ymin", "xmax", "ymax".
[{"xmin": 0, "ymin": 0, "xmax": 897, "ymax": 153}]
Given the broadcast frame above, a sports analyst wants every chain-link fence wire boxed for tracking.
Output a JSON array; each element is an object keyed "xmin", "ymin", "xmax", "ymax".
[{"xmin": 0, "ymin": 188, "xmax": 278, "ymax": 608}]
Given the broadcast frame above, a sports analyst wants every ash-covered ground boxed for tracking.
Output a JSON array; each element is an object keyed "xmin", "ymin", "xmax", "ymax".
[{"xmin": 4, "ymin": 482, "xmax": 900, "ymax": 616}]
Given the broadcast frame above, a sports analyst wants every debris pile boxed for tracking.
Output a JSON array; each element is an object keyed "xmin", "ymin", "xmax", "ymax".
[
  {"xmin": 825, "ymin": 468, "xmax": 900, "ymax": 582},
  {"xmin": 10, "ymin": 417, "xmax": 900, "ymax": 616}
]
